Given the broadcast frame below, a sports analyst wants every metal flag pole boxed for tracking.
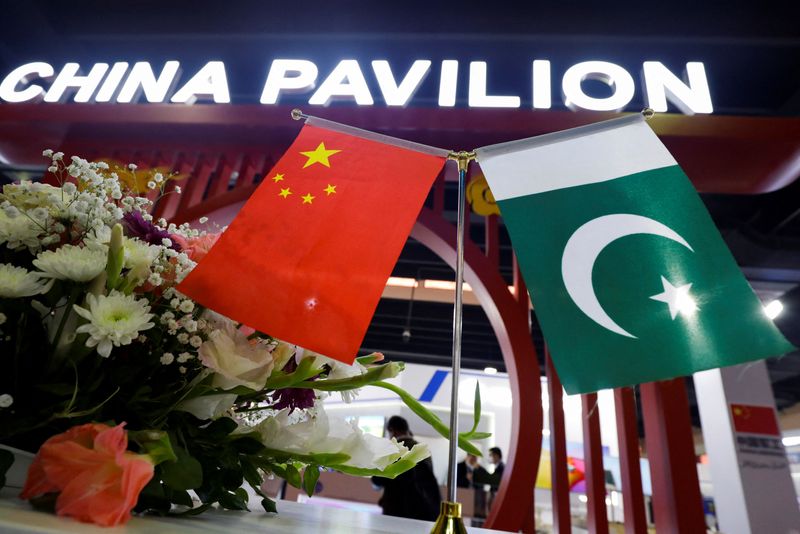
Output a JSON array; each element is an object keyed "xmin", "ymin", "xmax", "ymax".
[{"xmin": 431, "ymin": 150, "xmax": 475, "ymax": 534}]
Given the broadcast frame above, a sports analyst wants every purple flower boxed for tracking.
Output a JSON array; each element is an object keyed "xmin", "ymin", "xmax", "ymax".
[
  {"xmin": 271, "ymin": 357, "xmax": 317, "ymax": 412},
  {"xmin": 122, "ymin": 211, "xmax": 181, "ymax": 251},
  {"xmin": 272, "ymin": 387, "xmax": 316, "ymax": 412}
]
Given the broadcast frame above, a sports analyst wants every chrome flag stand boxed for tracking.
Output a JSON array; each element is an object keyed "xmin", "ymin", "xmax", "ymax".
[
  {"xmin": 289, "ymin": 108, "xmax": 473, "ymax": 532},
  {"xmin": 430, "ymin": 151, "xmax": 475, "ymax": 534}
]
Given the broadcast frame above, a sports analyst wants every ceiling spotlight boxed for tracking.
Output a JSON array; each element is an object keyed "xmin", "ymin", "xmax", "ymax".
[
  {"xmin": 782, "ymin": 435, "xmax": 800, "ymax": 447},
  {"xmin": 484, "ymin": 366, "xmax": 498, "ymax": 375},
  {"xmin": 764, "ymin": 300, "xmax": 784, "ymax": 320}
]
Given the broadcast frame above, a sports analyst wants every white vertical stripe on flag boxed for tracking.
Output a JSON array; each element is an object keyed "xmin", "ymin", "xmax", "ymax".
[{"xmin": 476, "ymin": 115, "xmax": 677, "ymax": 201}]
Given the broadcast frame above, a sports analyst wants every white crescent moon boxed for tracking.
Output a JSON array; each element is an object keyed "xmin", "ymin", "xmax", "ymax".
[{"xmin": 561, "ymin": 214, "xmax": 694, "ymax": 338}]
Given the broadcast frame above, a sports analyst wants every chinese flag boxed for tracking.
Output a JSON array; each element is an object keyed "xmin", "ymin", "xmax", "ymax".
[
  {"xmin": 730, "ymin": 404, "xmax": 781, "ymax": 436},
  {"xmin": 178, "ymin": 123, "xmax": 447, "ymax": 363}
]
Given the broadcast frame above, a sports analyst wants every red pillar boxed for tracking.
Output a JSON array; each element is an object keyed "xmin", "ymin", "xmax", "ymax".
[
  {"xmin": 546, "ymin": 350, "xmax": 571, "ymax": 534},
  {"xmin": 641, "ymin": 379, "xmax": 706, "ymax": 533},
  {"xmin": 582, "ymin": 393, "xmax": 609, "ymax": 534},
  {"xmin": 613, "ymin": 388, "xmax": 648, "ymax": 534}
]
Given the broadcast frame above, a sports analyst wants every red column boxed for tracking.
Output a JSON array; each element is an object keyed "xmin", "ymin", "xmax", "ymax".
[
  {"xmin": 614, "ymin": 388, "xmax": 648, "ymax": 534},
  {"xmin": 641, "ymin": 379, "xmax": 705, "ymax": 533},
  {"xmin": 582, "ymin": 393, "xmax": 609, "ymax": 534},
  {"xmin": 547, "ymin": 350, "xmax": 571, "ymax": 534}
]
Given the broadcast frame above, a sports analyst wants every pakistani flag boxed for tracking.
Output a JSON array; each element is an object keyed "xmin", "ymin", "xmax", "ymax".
[{"xmin": 477, "ymin": 114, "xmax": 795, "ymax": 394}]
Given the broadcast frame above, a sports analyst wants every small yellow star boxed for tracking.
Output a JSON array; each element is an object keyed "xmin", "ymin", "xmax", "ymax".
[
  {"xmin": 272, "ymin": 173, "xmax": 285, "ymax": 183},
  {"xmin": 300, "ymin": 142, "xmax": 341, "ymax": 168},
  {"xmin": 278, "ymin": 187, "xmax": 292, "ymax": 198},
  {"xmin": 301, "ymin": 193, "xmax": 315, "ymax": 204},
  {"xmin": 324, "ymin": 184, "xmax": 337, "ymax": 195}
]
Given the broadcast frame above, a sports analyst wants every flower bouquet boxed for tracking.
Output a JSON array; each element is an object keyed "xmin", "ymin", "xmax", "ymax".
[{"xmin": 0, "ymin": 152, "xmax": 486, "ymax": 526}]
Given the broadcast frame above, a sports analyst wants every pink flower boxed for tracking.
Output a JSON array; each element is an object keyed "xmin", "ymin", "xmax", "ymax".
[
  {"xmin": 174, "ymin": 233, "xmax": 220, "ymax": 262},
  {"xmin": 20, "ymin": 423, "xmax": 154, "ymax": 527}
]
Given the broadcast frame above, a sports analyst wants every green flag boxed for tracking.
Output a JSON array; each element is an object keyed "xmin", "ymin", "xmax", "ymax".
[{"xmin": 477, "ymin": 114, "xmax": 795, "ymax": 394}]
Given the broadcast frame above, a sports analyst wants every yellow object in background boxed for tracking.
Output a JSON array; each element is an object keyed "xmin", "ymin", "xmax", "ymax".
[{"xmin": 466, "ymin": 173, "xmax": 499, "ymax": 216}]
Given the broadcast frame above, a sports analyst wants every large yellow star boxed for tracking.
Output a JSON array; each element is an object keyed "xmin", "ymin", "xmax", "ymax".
[
  {"xmin": 324, "ymin": 184, "xmax": 337, "ymax": 196},
  {"xmin": 272, "ymin": 173, "xmax": 285, "ymax": 183},
  {"xmin": 278, "ymin": 187, "xmax": 292, "ymax": 198},
  {"xmin": 300, "ymin": 143, "xmax": 341, "ymax": 168},
  {"xmin": 301, "ymin": 193, "xmax": 315, "ymax": 204}
]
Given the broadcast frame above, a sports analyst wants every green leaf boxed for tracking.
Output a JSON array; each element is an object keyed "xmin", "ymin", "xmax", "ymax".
[
  {"xmin": 169, "ymin": 489, "xmax": 194, "ymax": 507},
  {"xmin": 231, "ymin": 436, "xmax": 265, "ymax": 455},
  {"xmin": 372, "ymin": 381, "xmax": 483, "ymax": 456},
  {"xmin": 285, "ymin": 464, "xmax": 302, "ymax": 488},
  {"xmin": 174, "ymin": 502, "xmax": 214, "ymax": 516},
  {"xmin": 295, "ymin": 362, "xmax": 404, "ymax": 392},
  {"xmin": 218, "ymin": 489, "xmax": 249, "ymax": 511},
  {"xmin": 240, "ymin": 457, "xmax": 264, "ymax": 491},
  {"xmin": 105, "ymin": 224, "xmax": 125, "ymax": 290},
  {"xmin": 129, "ymin": 430, "xmax": 177, "ymax": 465},
  {"xmin": 303, "ymin": 465, "xmax": 321, "ymax": 496},
  {"xmin": 161, "ymin": 444, "xmax": 203, "ymax": 490},
  {"xmin": 204, "ymin": 417, "xmax": 238, "ymax": 439},
  {"xmin": 265, "ymin": 356, "xmax": 320, "ymax": 390},
  {"xmin": 254, "ymin": 447, "xmax": 349, "ymax": 467},
  {"xmin": 465, "ymin": 431, "xmax": 492, "ymax": 440},
  {"xmin": 471, "ymin": 382, "xmax": 482, "ymax": 435},
  {"xmin": 355, "ymin": 352, "xmax": 384, "ymax": 366},
  {"xmin": 135, "ymin": 478, "xmax": 171, "ymax": 515},
  {"xmin": 261, "ymin": 497, "xmax": 277, "ymax": 513},
  {"xmin": 0, "ymin": 449, "xmax": 14, "ymax": 489}
]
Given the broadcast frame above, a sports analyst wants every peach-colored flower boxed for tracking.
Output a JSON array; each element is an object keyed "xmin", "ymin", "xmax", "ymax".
[
  {"xmin": 175, "ymin": 233, "xmax": 220, "ymax": 262},
  {"xmin": 20, "ymin": 423, "xmax": 154, "ymax": 527}
]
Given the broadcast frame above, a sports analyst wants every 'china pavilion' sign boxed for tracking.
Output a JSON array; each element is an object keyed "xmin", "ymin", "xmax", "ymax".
[{"xmin": 0, "ymin": 59, "xmax": 713, "ymax": 114}]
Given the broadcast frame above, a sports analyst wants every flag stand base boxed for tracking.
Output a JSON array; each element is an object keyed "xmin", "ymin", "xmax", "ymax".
[{"xmin": 430, "ymin": 501, "xmax": 468, "ymax": 534}]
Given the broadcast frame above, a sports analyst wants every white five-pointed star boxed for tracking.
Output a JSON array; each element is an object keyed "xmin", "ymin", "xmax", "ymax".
[{"xmin": 649, "ymin": 276, "xmax": 697, "ymax": 319}]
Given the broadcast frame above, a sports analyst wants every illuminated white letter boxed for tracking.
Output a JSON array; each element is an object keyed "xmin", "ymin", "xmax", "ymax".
[
  {"xmin": 170, "ymin": 61, "xmax": 229, "ymax": 104},
  {"xmin": 562, "ymin": 61, "xmax": 635, "ymax": 112},
  {"xmin": 94, "ymin": 62, "xmax": 129, "ymax": 102},
  {"xmin": 0, "ymin": 62, "xmax": 54, "ymax": 102},
  {"xmin": 260, "ymin": 59, "xmax": 318, "ymax": 104},
  {"xmin": 438, "ymin": 60, "xmax": 458, "ymax": 107},
  {"xmin": 371, "ymin": 60, "xmax": 431, "ymax": 106},
  {"xmin": 43, "ymin": 63, "xmax": 108, "ymax": 102},
  {"xmin": 116, "ymin": 61, "xmax": 181, "ymax": 103},
  {"xmin": 643, "ymin": 61, "xmax": 712, "ymax": 115},
  {"xmin": 532, "ymin": 60, "xmax": 552, "ymax": 109},
  {"xmin": 309, "ymin": 60, "xmax": 373, "ymax": 106},
  {"xmin": 468, "ymin": 61, "xmax": 520, "ymax": 108}
]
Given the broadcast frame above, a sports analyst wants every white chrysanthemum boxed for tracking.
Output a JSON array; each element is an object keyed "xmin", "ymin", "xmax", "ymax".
[
  {"xmin": 73, "ymin": 291, "xmax": 155, "ymax": 357},
  {"xmin": 0, "ymin": 394, "xmax": 12, "ymax": 408},
  {"xmin": 33, "ymin": 244, "xmax": 107, "ymax": 282},
  {"xmin": 0, "ymin": 263, "xmax": 53, "ymax": 298},
  {"xmin": 0, "ymin": 210, "xmax": 44, "ymax": 251},
  {"xmin": 123, "ymin": 237, "xmax": 160, "ymax": 271}
]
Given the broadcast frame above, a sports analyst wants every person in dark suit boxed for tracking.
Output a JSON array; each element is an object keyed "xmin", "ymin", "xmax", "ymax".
[
  {"xmin": 371, "ymin": 416, "xmax": 442, "ymax": 521},
  {"xmin": 473, "ymin": 446, "xmax": 505, "ymax": 513},
  {"xmin": 457, "ymin": 453, "xmax": 488, "ymax": 520},
  {"xmin": 456, "ymin": 453, "xmax": 478, "ymax": 488}
]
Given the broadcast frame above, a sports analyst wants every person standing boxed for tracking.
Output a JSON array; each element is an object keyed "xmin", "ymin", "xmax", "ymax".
[
  {"xmin": 371, "ymin": 416, "xmax": 442, "ymax": 521},
  {"xmin": 473, "ymin": 447, "xmax": 505, "ymax": 513},
  {"xmin": 456, "ymin": 453, "xmax": 478, "ymax": 488},
  {"xmin": 457, "ymin": 453, "xmax": 488, "ymax": 521}
]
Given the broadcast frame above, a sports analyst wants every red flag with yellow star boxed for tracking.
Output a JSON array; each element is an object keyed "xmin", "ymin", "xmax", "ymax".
[{"xmin": 178, "ymin": 120, "xmax": 448, "ymax": 363}]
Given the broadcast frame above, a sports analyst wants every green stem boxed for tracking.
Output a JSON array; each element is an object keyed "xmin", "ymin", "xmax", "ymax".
[
  {"xmin": 51, "ymin": 285, "xmax": 81, "ymax": 359},
  {"xmin": 372, "ymin": 381, "xmax": 483, "ymax": 457}
]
